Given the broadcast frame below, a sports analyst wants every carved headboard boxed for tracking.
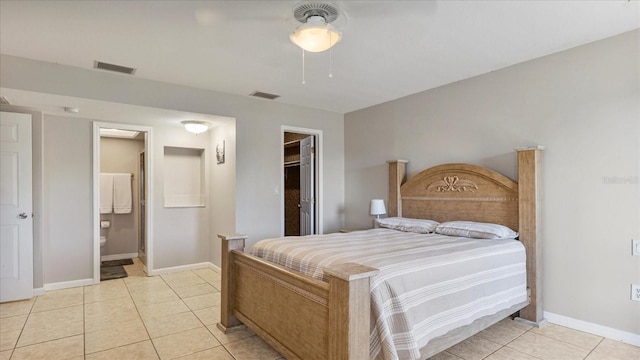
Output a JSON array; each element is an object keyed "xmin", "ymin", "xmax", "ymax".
[{"xmin": 391, "ymin": 162, "xmax": 519, "ymax": 231}]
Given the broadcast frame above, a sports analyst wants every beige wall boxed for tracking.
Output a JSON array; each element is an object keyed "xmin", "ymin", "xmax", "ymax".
[
  {"xmin": 100, "ymin": 137, "xmax": 144, "ymax": 257},
  {"xmin": 0, "ymin": 53, "xmax": 344, "ymax": 281},
  {"xmin": 42, "ymin": 116, "xmax": 93, "ymax": 283},
  {"xmin": 210, "ymin": 121, "xmax": 236, "ymax": 266},
  {"xmin": 344, "ymin": 30, "xmax": 640, "ymax": 335}
]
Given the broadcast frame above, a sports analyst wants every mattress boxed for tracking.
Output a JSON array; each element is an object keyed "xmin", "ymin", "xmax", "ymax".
[{"xmin": 248, "ymin": 228, "xmax": 527, "ymax": 360}]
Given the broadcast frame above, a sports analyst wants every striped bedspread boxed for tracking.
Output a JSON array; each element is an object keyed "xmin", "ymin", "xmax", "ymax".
[{"xmin": 248, "ymin": 228, "xmax": 527, "ymax": 360}]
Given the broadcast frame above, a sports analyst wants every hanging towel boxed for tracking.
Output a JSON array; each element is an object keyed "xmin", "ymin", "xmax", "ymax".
[
  {"xmin": 113, "ymin": 173, "xmax": 132, "ymax": 214},
  {"xmin": 100, "ymin": 173, "xmax": 114, "ymax": 214}
]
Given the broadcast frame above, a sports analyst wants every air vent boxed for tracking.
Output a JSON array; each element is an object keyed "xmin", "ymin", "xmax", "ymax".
[
  {"xmin": 0, "ymin": 96, "xmax": 10, "ymax": 105},
  {"xmin": 94, "ymin": 61, "xmax": 136, "ymax": 75},
  {"xmin": 250, "ymin": 91, "xmax": 280, "ymax": 100}
]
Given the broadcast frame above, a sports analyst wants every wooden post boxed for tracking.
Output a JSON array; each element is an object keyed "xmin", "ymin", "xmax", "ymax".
[
  {"xmin": 325, "ymin": 263, "xmax": 379, "ymax": 360},
  {"xmin": 217, "ymin": 233, "xmax": 247, "ymax": 333},
  {"xmin": 387, "ymin": 160, "xmax": 408, "ymax": 217},
  {"xmin": 516, "ymin": 147, "xmax": 544, "ymax": 325}
]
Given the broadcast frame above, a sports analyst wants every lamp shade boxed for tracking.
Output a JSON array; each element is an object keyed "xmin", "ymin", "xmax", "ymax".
[
  {"xmin": 290, "ymin": 16, "xmax": 341, "ymax": 52},
  {"xmin": 370, "ymin": 199, "xmax": 386, "ymax": 216},
  {"xmin": 181, "ymin": 120, "xmax": 210, "ymax": 134}
]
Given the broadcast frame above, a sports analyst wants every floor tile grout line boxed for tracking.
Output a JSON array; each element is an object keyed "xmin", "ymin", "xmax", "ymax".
[
  {"xmin": 171, "ymin": 269, "xmax": 239, "ymax": 360},
  {"xmin": 154, "ymin": 271, "xmax": 228, "ymax": 359},
  {"xmin": 582, "ymin": 337, "xmax": 606, "ymax": 360},
  {"xmin": 82, "ymin": 284, "xmax": 86, "ymax": 359},
  {"xmin": 196, "ymin": 304, "xmax": 238, "ymax": 359},
  {"xmin": 10, "ymin": 296, "xmax": 36, "ymax": 351},
  {"xmin": 496, "ymin": 324, "xmax": 547, "ymax": 360},
  {"xmin": 121, "ymin": 269, "xmax": 162, "ymax": 360},
  {"xmin": 8, "ymin": 304, "xmax": 32, "ymax": 352},
  {"xmin": 529, "ymin": 327, "xmax": 604, "ymax": 352}
]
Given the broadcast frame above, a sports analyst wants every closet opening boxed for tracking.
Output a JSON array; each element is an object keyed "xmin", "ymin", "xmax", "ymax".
[{"xmin": 281, "ymin": 127, "xmax": 322, "ymax": 236}]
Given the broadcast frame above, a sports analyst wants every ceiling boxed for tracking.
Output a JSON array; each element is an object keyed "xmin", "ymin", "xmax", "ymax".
[{"xmin": 0, "ymin": 1, "xmax": 638, "ymax": 114}]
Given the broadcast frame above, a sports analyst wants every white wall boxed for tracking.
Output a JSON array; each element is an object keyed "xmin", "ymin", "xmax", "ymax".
[
  {"xmin": 210, "ymin": 121, "xmax": 236, "ymax": 266},
  {"xmin": 152, "ymin": 126, "xmax": 212, "ymax": 269},
  {"xmin": 32, "ymin": 114, "xmax": 214, "ymax": 283},
  {"xmin": 344, "ymin": 30, "xmax": 639, "ymax": 336},
  {"xmin": 43, "ymin": 115, "xmax": 94, "ymax": 283},
  {"xmin": 0, "ymin": 54, "xmax": 345, "ymax": 280}
]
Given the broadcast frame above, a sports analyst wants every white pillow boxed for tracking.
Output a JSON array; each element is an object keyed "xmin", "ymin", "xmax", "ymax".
[
  {"xmin": 435, "ymin": 221, "xmax": 518, "ymax": 239},
  {"xmin": 376, "ymin": 217, "xmax": 439, "ymax": 234}
]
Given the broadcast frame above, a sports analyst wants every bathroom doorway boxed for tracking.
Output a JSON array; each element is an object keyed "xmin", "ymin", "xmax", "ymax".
[{"xmin": 92, "ymin": 122, "xmax": 154, "ymax": 284}]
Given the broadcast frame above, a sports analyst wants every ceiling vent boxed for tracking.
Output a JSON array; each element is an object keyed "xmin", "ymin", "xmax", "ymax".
[
  {"xmin": 250, "ymin": 91, "xmax": 280, "ymax": 100},
  {"xmin": 94, "ymin": 61, "xmax": 136, "ymax": 75},
  {"xmin": 0, "ymin": 96, "xmax": 10, "ymax": 105}
]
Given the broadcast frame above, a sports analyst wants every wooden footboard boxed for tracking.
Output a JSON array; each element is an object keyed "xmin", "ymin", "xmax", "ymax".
[{"xmin": 218, "ymin": 234, "xmax": 378, "ymax": 360}]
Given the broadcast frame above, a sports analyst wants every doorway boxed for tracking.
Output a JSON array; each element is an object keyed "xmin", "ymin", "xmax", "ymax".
[
  {"xmin": 281, "ymin": 126, "xmax": 323, "ymax": 236},
  {"xmin": 92, "ymin": 122, "xmax": 153, "ymax": 284}
]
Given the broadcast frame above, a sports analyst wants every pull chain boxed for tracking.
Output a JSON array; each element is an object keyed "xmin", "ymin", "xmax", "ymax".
[
  {"xmin": 329, "ymin": 47, "xmax": 333, "ymax": 78},
  {"xmin": 302, "ymin": 49, "xmax": 306, "ymax": 85},
  {"xmin": 328, "ymin": 31, "xmax": 333, "ymax": 78}
]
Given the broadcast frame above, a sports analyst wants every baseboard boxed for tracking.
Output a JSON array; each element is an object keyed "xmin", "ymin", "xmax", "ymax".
[
  {"xmin": 33, "ymin": 287, "xmax": 45, "ymax": 296},
  {"xmin": 209, "ymin": 262, "xmax": 221, "ymax": 272},
  {"xmin": 149, "ymin": 262, "xmax": 217, "ymax": 276},
  {"xmin": 544, "ymin": 311, "xmax": 640, "ymax": 346},
  {"xmin": 101, "ymin": 252, "xmax": 139, "ymax": 261},
  {"xmin": 44, "ymin": 278, "xmax": 94, "ymax": 291}
]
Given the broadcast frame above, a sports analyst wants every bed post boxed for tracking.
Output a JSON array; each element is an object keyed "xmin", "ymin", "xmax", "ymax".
[
  {"xmin": 217, "ymin": 233, "xmax": 247, "ymax": 333},
  {"xmin": 325, "ymin": 263, "xmax": 379, "ymax": 360},
  {"xmin": 516, "ymin": 147, "xmax": 545, "ymax": 326},
  {"xmin": 387, "ymin": 160, "xmax": 408, "ymax": 217}
]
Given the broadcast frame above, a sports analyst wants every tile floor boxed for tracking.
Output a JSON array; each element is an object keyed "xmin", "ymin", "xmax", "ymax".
[{"xmin": 0, "ymin": 258, "xmax": 637, "ymax": 360}]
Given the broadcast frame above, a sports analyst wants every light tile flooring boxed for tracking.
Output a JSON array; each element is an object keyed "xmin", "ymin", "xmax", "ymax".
[{"xmin": 0, "ymin": 258, "xmax": 637, "ymax": 360}]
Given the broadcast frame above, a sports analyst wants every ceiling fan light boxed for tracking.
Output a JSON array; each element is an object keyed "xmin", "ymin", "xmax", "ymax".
[
  {"xmin": 181, "ymin": 120, "xmax": 210, "ymax": 134},
  {"xmin": 290, "ymin": 16, "xmax": 341, "ymax": 52}
]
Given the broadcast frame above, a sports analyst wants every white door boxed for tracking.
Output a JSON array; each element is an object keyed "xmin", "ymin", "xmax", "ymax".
[
  {"xmin": 0, "ymin": 111, "xmax": 33, "ymax": 302},
  {"xmin": 299, "ymin": 136, "xmax": 314, "ymax": 235}
]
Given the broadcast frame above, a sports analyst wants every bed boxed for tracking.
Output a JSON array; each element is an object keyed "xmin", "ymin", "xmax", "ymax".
[{"xmin": 218, "ymin": 148, "xmax": 544, "ymax": 360}]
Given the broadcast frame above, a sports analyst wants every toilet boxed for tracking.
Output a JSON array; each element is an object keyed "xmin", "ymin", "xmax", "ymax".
[{"xmin": 100, "ymin": 236, "xmax": 107, "ymax": 249}]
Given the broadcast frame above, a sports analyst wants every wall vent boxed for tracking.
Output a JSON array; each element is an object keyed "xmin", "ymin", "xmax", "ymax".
[
  {"xmin": 0, "ymin": 96, "xmax": 10, "ymax": 105},
  {"xmin": 250, "ymin": 91, "xmax": 280, "ymax": 100},
  {"xmin": 94, "ymin": 61, "xmax": 137, "ymax": 75}
]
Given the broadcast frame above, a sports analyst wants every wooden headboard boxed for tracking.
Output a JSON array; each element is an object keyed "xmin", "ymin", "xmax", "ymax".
[
  {"xmin": 387, "ymin": 147, "xmax": 544, "ymax": 324},
  {"xmin": 395, "ymin": 163, "xmax": 519, "ymax": 231}
]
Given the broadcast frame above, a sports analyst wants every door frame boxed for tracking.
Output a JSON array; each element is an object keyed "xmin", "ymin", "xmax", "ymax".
[
  {"xmin": 92, "ymin": 122, "xmax": 154, "ymax": 284},
  {"xmin": 280, "ymin": 125, "xmax": 323, "ymax": 236}
]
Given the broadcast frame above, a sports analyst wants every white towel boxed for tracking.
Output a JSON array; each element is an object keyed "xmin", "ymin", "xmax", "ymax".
[
  {"xmin": 100, "ymin": 173, "xmax": 114, "ymax": 214},
  {"xmin": 113, "ymin": 173, "xmax": 132, "ymax": 214}
]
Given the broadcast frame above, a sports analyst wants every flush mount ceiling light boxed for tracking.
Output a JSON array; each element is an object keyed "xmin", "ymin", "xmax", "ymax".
[
  {"xmin": 290, "ymin": 2, "xmax": 341, "ymax": 53},
  {"xmin": 181, "ymin": 120, "xmax": 211, "ymax": 134}
]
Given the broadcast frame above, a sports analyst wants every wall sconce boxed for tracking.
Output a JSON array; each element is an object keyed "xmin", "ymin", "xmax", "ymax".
[
  {"xmin": 181, "ymin": 120, "xmax": 210, "ymax": 134},
  {"xmin": 370, "ymin": 199, "xmax": 386, "ymax": 220}
]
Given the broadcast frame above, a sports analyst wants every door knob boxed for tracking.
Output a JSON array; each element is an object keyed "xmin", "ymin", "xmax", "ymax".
[{"xmin": 18, "ymin": 212, "xmax": 28, "ymax": 219}]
